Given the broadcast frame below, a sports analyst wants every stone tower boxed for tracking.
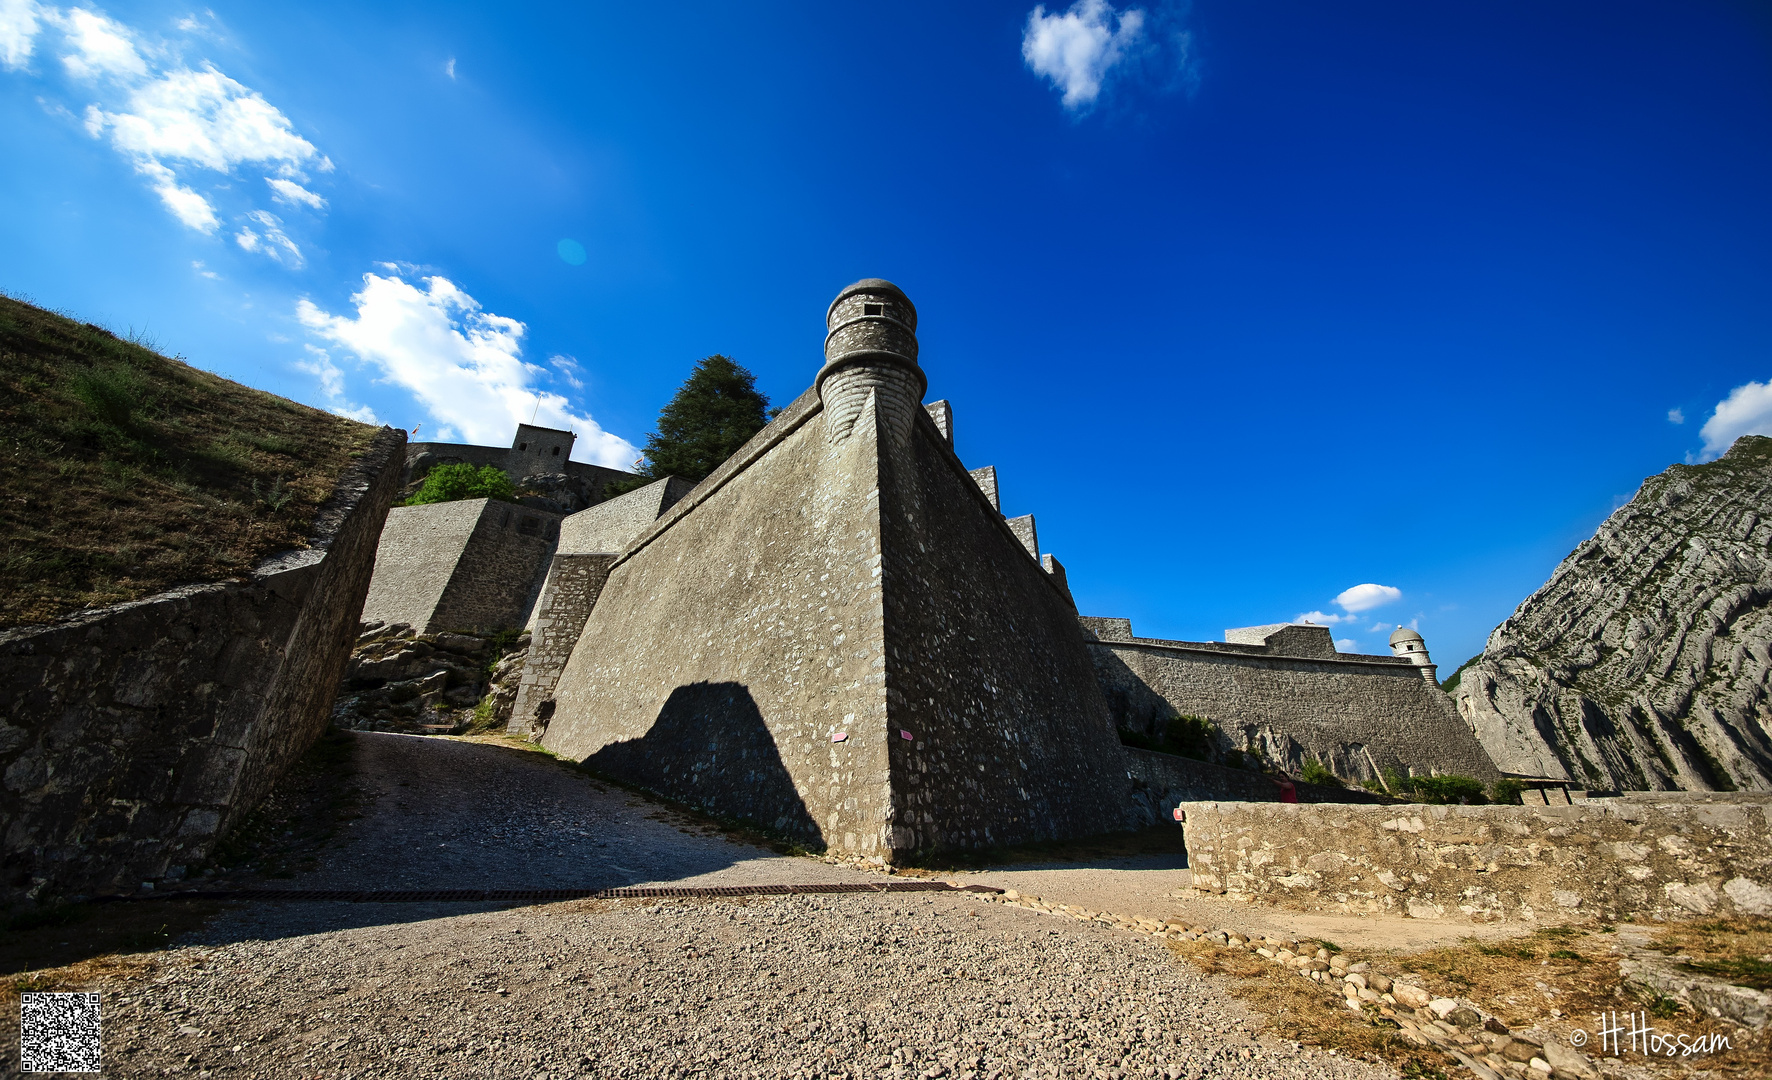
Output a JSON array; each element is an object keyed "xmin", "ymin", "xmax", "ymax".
[
  {"xmin": 510, "ymin": 424, "xmax": 576, "ymax": 477},
  {"xmin": 818, "ymin": 279, "xmax": 926, "ymax": 448},
  {"xmin": 1390, "ymin": 625, "xmax": 1438, "ymax": 684}
]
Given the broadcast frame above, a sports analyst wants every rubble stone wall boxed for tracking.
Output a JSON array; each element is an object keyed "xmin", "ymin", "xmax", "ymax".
[
  {"xmin": 1085, "ymin": 630, "xmax": 1500, "ymax": 783},
  {"xmin": 0, "ymin": 428, "xmax": 405, "ymax": 904},
  {"xmin": 1124, "ymin": 747, "xmax": 1392, "ymax": 808},
  {"xmin": 1179, "ymin": 795, "xmax": 1772, "ymax": 924},
  {"xmin": 509, "ymin": 553, "xmax": 617, "ymax": 734}
]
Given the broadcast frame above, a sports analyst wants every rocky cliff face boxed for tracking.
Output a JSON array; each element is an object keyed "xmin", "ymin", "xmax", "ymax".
[{"xmin": 1453, "ymin": 436, "xmax": 1772, "ymax": 791}]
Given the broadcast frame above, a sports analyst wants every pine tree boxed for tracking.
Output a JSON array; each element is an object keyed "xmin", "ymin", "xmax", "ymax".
[{"xmin": 627, "ymin": 355, "xmax": 772, "ymax": 487}]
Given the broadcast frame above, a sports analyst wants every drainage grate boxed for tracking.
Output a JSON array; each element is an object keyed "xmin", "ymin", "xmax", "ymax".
[{"xmin": 110, "ymin": 881, "xmax": 1003, "ymax": 904}]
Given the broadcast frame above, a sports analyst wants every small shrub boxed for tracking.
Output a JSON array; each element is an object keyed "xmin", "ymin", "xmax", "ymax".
[
  {"xmin": 465, "ymin": 695, "xmax": 503, "ymax": 735},
  {"xmin": 1300, "ymin": 758, "xmax": 1343, "ymax": 788},
  {"xmin": 1405, "ymin": 774, "xmax": 1489, "ymax": 805},
  {"xmin": 1488, "ymin": 777, "xmax": 1526, "ymax": 805},
  {"xmin": 69, "ymin": 365, "xmax": 140, "ymax": 428},
  {"xmin": 252, "ymin": 475, "xmax": 293, "ymax": 512},
  {"xmin": 1117, "ymin": 712, "xmax": 1217, "ymax": 760},
  {"xmin": 406, "ymin": 463, "xmax": 517, "ymax": 505},
  {"xmin": 249, "ymin": 433, "xmax": 299, "ymax": 456}
]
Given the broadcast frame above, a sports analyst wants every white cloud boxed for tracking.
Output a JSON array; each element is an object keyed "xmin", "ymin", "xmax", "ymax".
[
  {"xmin": 297, "ymin": 271, "xmax": 639, "ymax": 469},
  {"xmin": 87, "ymin": 64, "xmax": 327, "ymax": 175},
  {"xmin": 266, "ymin": 176, "xmax": 325, "ymax": 209},
  {"xmin": 550, "ymin": 354, "xmax": 585, "ymax": 390},
  {"xmin": 295, "ymin": 345, "xmax": 377, "ymax": 423},
  {"xmin": 191, "ymin": 258, "xmax": 217, "ymax": 278},
  {"xmin": 0, "ymin": 0, "xmax": 42, "ymax": 70},
  {"xmin": 55, "ymin": 6, "xmax": 145, "ymax": 81},
  {"xmin": 1022, "ymin": 0, "xmax": 1145, "ymax": 110},
  {"xmin": 1293, "ymin": 609, "xmax": 1356, "ymax": 626},
  {"xmin": 135, "ymin": 156, "xmax": 217, "ymax": 230},
  {"xmin": 1335, "ymin": 638, "xmax": 1358, "ymax": 653},
  {"xmin": 444, "ymin": 56, "xmax": 455, "ymax": 79},
  {"xmin": 1667, "ymin": 407, "xmax": 1684, "ymax": 425},
  {"xmin": 1698, "ymin": 379, "xmax": 1772, "ymax": 461},
  {"xmin": 234, "ymin": 209, "xmax": 301, "ymax": 266},
  {"xmin": 5, "ymin": 7, "xmax": 331, "ymax": 240},
  {"xmin": 1334, "ymin": 583, "xmax": 1403, "ymax": 613}
]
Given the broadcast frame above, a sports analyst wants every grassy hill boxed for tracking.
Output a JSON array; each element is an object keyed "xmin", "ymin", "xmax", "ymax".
[{"xmin": 0, "ymin": 294, "xmax": 380, "ymax": 627}]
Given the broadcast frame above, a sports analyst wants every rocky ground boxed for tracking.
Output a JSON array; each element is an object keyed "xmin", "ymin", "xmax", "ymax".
[
  {"xmin": 11, "ymin": 733, "xmax": 1754, "ymax": 1079},
  {"xmin": 76, "ymin": 892, "xmax": 1401, "ymax": 1080},
  {"xmin": 330, "ymin": 623, "xmax": 528, "ymax": 738},
  {"xmin": 20, "ymin": 732, "xmax": 1397, "ymax": 1079}
]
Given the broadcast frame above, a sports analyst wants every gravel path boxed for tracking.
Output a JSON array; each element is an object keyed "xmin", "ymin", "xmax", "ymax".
[
  {"xmin": 104, "ymin": 893, "xmax": 1393, "ymax": 1079},
  {"xmin": 81, "ymin": 732, "xmax": 1397, "ymax": 1078},
  {"xmin": 275, "ymin": 732, "xmax": 873, "ymax": 893}
]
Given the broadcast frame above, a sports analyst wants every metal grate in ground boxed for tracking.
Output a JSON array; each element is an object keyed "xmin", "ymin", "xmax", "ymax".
[{"xmin": 108, "ymin": 881, "xmax": 1004, "ymax": 904}]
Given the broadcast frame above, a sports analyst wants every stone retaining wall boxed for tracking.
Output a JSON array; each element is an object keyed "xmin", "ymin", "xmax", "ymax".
[
  {"xmin": 361, "ymin": 498, "xmax": 561, "ymax": 635},
  {"xmin": 1179, "ymin": 796, "xmax": 1772, "ymax": 924},
  {"xmin": 0, "ymin": 428, "xmax": 405, "ymax": 905},
  {"xmin": 1125, "ymin": 747, "xmax": 1392, "ymax": 811},
  {"xmin": 1084, "ymin": 622, "xmax": 1500, "ymax": 783}
]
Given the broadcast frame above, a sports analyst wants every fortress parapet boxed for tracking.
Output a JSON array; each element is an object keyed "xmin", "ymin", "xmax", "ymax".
[{"xmin": 818, "ymin": 279, "xmax": 925, "ymax": 447}]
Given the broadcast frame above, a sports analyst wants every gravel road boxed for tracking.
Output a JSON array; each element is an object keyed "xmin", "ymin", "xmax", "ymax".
[{"xmin": 79, "ymin": 733, "xmax": 1397, "ymax": 1079}]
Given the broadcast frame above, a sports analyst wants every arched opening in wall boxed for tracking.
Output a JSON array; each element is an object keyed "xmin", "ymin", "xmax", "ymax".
[
  {"xmin": 552, "ymin": 447, "xmax": 561, "ymax": 456},
  {"xmin": 519, "ymin": 443, "xmax": 528, "ymax": 452}
]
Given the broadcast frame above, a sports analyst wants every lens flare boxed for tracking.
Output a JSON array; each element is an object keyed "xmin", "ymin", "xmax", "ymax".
[{"xmin": 556, "ymin": 238, "xmax": 587, "ymax": 266}]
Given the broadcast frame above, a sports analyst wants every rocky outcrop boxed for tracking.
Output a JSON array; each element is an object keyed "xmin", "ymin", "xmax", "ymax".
[
  {"xmin": 1453, "ymin": 436, "xmax": 1772, "ymax": 791},
  {"xmin": 332, "ymin": 621, "xmax": 528, "ymax": 735},
  {"xmin": 0, "ymin": 427, "xmax": 406, "ymax": 905}
]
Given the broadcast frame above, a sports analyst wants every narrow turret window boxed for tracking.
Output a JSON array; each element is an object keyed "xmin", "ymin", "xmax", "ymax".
[
  {"xmin": 518, "ymin": 442, "xmax": 528, "ymax": 451},
  {"xmin": 552, "ymin": 446, "xmax": 561, "ymax": 456},
  {"xmin": 864, "ymin": 303, "xmax": 884, "ymax": 316}
]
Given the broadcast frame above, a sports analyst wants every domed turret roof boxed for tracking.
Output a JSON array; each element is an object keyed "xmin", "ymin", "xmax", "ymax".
[{"xmin": 1389, "ymin": 625, "xmax": 1424, "ymax": 645}]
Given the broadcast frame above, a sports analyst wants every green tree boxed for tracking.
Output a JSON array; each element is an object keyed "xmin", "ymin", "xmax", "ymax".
[
  {"xmin": 617, "ymin": 355, "xmax": 771, "ymax": 492},
  {"xmin": 405, "ymin": 463, "xmax": 517, "ymax": 505}
]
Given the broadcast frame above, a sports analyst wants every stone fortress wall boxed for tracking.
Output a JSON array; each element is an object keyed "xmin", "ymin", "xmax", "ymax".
[
  {"xmin": 404, "ymin": 422, "xmax": 632, "ymax": 504},
  {"xmin": 1080, "ymin": 617, "xmax": 1502, "ymax": 784},
  {"xmin": 507, "ymin": 477, "xmax": 699, "ymax": 730},
  {"xmin": 360, "ymin": 498, "xmax": 563, "ymax": 636},
  {"xmin": 554, "ymin": 476, "xmax": 695, "ymax": 558},
  {"xmin": 0, "ymin": 428, "xmax": 406, "ymax": 903},
  {"xmin": 534, "ymin": 280, "xmax": 1129, "ymax": 859}
]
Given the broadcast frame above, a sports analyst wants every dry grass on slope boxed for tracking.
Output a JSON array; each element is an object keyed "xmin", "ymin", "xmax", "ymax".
[{"xmin": 0, "ymin": 293, "xmax": 378, "ymax": 626}]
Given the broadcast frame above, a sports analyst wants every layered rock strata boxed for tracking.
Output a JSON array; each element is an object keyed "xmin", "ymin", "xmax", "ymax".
[{"xmin": 1454, "ymin": 436, "xmax": 1772, "ymax": 791}]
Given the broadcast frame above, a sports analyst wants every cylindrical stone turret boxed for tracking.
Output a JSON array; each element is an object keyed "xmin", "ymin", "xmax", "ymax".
[
  {"xmin": 1389, "ymin": 625, "xmax": 1431, "ymax": 666},
  {"xmin": 818, "ymin": 279, "xmax": 926, "ymax": 446},
  {"xmin": 1390, "ymin": 625, "xmax": 1440, "ymax": 685}
]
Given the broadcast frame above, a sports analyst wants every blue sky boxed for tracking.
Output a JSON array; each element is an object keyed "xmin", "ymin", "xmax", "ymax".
[{"xmin": 3, "ymin": 0, "xmax": 1770, "ymax": 666}]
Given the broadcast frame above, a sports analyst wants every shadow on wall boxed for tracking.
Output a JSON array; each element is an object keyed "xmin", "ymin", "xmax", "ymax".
[{"xmin": 584, "ymin": 682, "xmax": 823, "ymax": 846}]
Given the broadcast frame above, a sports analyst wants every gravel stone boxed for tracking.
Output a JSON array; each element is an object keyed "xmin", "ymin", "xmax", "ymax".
[{"xmin": 82, "ymin": 733, "xmax": 1400, "ymax": 1078}]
